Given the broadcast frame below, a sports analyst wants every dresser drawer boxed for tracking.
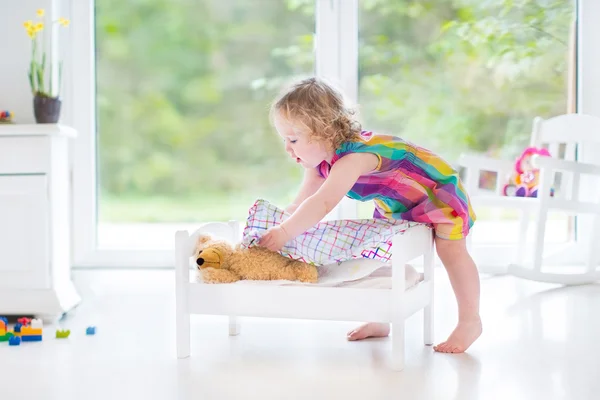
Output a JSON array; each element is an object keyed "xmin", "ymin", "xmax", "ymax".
[
  {"xmin": 0, "ymin": 174, "xmax": 50, "ymax": 289},
  {"xmin": 0, "ymin": 136, "xmax": 50, "ymax": 174}
]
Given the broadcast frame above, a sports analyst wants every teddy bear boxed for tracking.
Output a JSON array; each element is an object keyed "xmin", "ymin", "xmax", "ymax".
[{"xmin": 193, "ymin": 233, "xmax": 318, "ymax": 284}]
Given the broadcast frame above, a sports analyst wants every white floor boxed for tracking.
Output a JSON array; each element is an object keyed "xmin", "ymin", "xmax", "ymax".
[{"xmin": 1, "ymin": 269, "xmax": 598, "ymax": 400}]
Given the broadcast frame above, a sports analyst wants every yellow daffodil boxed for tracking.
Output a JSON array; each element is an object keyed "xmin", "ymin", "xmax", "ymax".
[
  {"xmin": 24, "ymin": 20, "xmax": 37, "ymax": 39},
  {"xmin": 24, "ymin": 9, "xmax": 69, "ymax": 98}
]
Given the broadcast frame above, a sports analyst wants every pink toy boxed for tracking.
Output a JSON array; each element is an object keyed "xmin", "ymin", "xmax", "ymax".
[{"xmin": 502, "ymin": 147, "xmax": 552, "ymax": 198}]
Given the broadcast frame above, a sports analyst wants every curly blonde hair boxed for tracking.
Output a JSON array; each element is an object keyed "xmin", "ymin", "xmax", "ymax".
[{"xmin": 270, "ymin": 77, "xmax": 362, "ymax": 150}]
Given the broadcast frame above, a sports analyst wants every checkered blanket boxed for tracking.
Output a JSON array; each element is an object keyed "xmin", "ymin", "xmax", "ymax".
[{"xmin": 241, "ymin": 199, "xmax": 425, "ymax": 266}]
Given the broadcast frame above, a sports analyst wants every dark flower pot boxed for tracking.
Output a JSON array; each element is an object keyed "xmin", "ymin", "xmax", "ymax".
[{"xmin": 33, "ymin": 95, "xmax": 62, "ymax": 123}]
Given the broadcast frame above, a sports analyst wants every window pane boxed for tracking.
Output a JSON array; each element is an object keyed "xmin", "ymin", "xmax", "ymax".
[
  {"xmin": 95, "ymin": 0, "xmax": 315, "ymax": 249},
  {"xmin": 357, "ymin": 0, "xmax": 575, "ymax": 244}
]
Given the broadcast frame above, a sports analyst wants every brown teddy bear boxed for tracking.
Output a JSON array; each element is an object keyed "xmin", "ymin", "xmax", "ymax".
[{"xmin": 193, "ymin": 233, "xmax": 318, "ymax": 284}]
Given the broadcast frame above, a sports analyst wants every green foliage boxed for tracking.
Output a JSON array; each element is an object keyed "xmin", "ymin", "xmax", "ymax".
[
  {"xmin": 358, "ymin": 0, "xmax": 574, "ymax": 161},
  {"xmin": 96, "ymin": 0, "xmax": 574, "ymax": 222}
]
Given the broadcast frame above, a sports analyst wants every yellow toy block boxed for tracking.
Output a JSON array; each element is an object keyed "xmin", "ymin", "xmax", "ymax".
[{"xmin": 21, "ymin": 327, "xmax": 42, "ymax": 335}]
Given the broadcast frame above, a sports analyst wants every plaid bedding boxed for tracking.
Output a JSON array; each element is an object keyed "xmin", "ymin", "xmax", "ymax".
[{"xmin": 241, "ymin": 199, "xmax": 426, "ymax": 266}]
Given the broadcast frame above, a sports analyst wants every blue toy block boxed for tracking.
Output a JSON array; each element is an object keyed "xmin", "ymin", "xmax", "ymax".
[
  {"xmin": 21, "ymin": 335, "xmax": 42, "ymax": 342},
  {"xmin": 9, "ymin": 336, "xmax": 21, "ymax": 346},
  {"xmin": 14, "ymin": 323, "xmax": 22, "ymax": 333},
  {"xmin": 86, "ymin": 326, "xmax": 96, "ymax": 335}
]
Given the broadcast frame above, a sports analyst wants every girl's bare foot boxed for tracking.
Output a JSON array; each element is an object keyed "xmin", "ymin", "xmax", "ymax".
[
  {"xmin": 434, "ymin": 317, "xmax": 482, "ymax": 353},
  {"xmin": 347, "ymin": 322, "xmax": 390, "ymax": 341}
]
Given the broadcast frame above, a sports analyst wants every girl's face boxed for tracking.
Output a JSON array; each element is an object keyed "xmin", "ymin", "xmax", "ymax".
[{"xmin": 273, "ymin": 113, "xmax": 332, "ymax": 168}]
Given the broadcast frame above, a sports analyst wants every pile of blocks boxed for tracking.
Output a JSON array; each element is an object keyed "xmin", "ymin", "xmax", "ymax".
[
  {"xmin": 2, "ymin": 316, "xmax": 95, "ymax": 346},
  {"xmin": 0, "ymin": 317, "xmax": 43, "ymax": 346}
]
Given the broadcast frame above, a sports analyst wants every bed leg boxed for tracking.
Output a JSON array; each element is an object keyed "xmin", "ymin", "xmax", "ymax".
[
  {"xmin": 424, "ymin": 231, "xmax": 435, "ymax": 346},
  {"xmin": 229, "ymin": 316, "xmax": 241, "ymax": 336},
  {"xmin": 391, "ymin": 234, "xmax": 406, "ymax": 371},
  {"xmin": 175, "ymin": 230, "xmax": 191, "ymax": 359},
  {"xmin": 423, "ymin": 307, "xmax": 434, "ymax": 346},
  {"xmin": 226, "ymin": 221, "xmax": 242, "ymax": 337}
]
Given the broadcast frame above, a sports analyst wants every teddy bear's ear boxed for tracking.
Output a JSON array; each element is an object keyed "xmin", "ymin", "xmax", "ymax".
[{"xmin": 196, "ymin": 234, "xmax": 212, "ymax": 247}]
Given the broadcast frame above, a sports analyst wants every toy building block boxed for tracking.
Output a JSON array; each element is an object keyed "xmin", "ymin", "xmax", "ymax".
[
  {"xmin": 21, "ymin": 327, "xmax": 42, "ymax": 336},
  {"xmin": 86, "ymin": 326, "xmax": 96, "ymax": 335},
  {"xmin": 17, "ymin": 317, "xmax": 31, "ymax": 326},
  {"xmin": 0, "ymin": 316, "xmax": 7, "ymax": 331},
  {"xmin": 13, "ymin": 323, "xmax": 22, "ymax": 334},
  {"xmin": 55, "ymin": 329, "xmax": 71, "ymax": 339},
  {"xmin": 0, "ymin": 332, "xmax": 14, "ymax": 342},
  {"xmin": 21, "ymin": 335, "xmax": 42, "ymax": 342},
  {"xmin": 30, "ymin": 319, "xmax": 43, "ymax": 329},
  {"xmin": 9, "ymin": 336, "xmax": 21, "ymax": 346}
]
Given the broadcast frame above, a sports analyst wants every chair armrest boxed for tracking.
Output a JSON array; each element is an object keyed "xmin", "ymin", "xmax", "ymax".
[{"xmin": 536, "ymin": 156, "xmax": 600, "ymax": 176}]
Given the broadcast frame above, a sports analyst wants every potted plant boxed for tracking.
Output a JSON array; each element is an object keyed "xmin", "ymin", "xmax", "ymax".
[{"xmin": 24, "ymin": 9, "xmax": 69, "ymax": 123}]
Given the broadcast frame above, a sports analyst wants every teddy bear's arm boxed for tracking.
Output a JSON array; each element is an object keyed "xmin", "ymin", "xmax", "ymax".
[{"xmin": 201, "ymin": 268, "xmax": 241, "ymax": 284}]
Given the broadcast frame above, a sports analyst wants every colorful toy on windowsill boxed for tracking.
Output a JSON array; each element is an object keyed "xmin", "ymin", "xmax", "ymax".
[
  {"xmin": 0, "ymin": 110, "xmax": 14, "ymax": 124},
  {"xmin": 502, "ymin": 146, "xmax": 553, "ymax": 198}
]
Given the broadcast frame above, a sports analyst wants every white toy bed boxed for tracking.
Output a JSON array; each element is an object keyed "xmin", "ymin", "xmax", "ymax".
[{"xmin": 175, "ymin": 220, "xmax": 435, "ymax": 371}]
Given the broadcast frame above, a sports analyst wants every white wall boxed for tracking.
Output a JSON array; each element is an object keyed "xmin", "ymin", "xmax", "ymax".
[{"xmin": 0, "ymin": 0, "xmax": 63, "ymax": 124}]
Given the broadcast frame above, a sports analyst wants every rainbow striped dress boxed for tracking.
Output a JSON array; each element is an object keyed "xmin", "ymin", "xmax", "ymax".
[{"xmin": 317, "ymin": 131, "xmax": 476, "ymax": 240}]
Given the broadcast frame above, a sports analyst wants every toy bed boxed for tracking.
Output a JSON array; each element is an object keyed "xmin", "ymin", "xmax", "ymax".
[{"xmin": 175, "ymin": 220, "xmax": 435, "ymax": 371}]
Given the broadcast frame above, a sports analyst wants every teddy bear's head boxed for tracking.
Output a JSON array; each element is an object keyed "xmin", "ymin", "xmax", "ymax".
[{"xmin": 193, "ymin": 234, "xmax": 235, "ymax": 270}]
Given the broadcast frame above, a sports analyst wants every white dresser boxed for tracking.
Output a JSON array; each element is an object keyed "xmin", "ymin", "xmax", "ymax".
[{"xmin": 0, "ymin": 124, "xmax": 80, "ymax": 318}]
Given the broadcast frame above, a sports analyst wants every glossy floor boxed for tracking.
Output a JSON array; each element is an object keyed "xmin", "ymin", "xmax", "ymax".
[{"xmin": 0, "ymin": 270, "xmax": 598, "ymax": 400}]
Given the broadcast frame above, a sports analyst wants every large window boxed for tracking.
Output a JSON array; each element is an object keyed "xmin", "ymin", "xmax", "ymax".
[
  {"xmin": 70, "ymin": 0, "xmax": 588, "ymax": 267},
  {"xmin": 356, "ymin": 0, "xmax": 576, "ymax": 246},
  {"xmin": 95, "ymin": 0, "xmax": 315, "ymax": 249}
]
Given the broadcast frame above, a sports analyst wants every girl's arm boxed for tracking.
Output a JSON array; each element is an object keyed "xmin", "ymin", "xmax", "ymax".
[
  {"xmin": 285, "ymin": 167, "xmax": 325, "ymax": 214},
  {"xmin": 280, "ymin": 152, "xmax": 379, "ymax": 238}
]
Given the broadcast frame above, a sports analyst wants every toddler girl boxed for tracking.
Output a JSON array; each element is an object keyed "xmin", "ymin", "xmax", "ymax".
[{"xmin": 259, "ymin": 77, "xmax": 482, "ymax": 353}]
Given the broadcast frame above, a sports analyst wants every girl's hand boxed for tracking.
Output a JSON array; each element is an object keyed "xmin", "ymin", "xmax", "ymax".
[{"xmin": 258, "ymin": 225, "xmax": 291, "ymax": 252}]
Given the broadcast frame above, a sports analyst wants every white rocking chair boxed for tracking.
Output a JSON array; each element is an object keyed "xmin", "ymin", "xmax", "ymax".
[{"xmin": 460, "ymin": 113, "xmax": 600, "ymax": 285}]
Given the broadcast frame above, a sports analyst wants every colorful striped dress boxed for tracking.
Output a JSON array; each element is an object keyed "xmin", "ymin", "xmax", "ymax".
[{"xmin": 317, "ymin": 131, "xmax": 476, "ymax": 240}]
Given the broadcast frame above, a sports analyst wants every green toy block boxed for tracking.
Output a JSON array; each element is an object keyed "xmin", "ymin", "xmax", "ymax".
[
  {"xmin": 0, "ymin": 332, "xmax": 15, "ymax": 342},
  {"xmin": 55, "ymin": 329, "xmax": 71, "ymax": 339}
]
